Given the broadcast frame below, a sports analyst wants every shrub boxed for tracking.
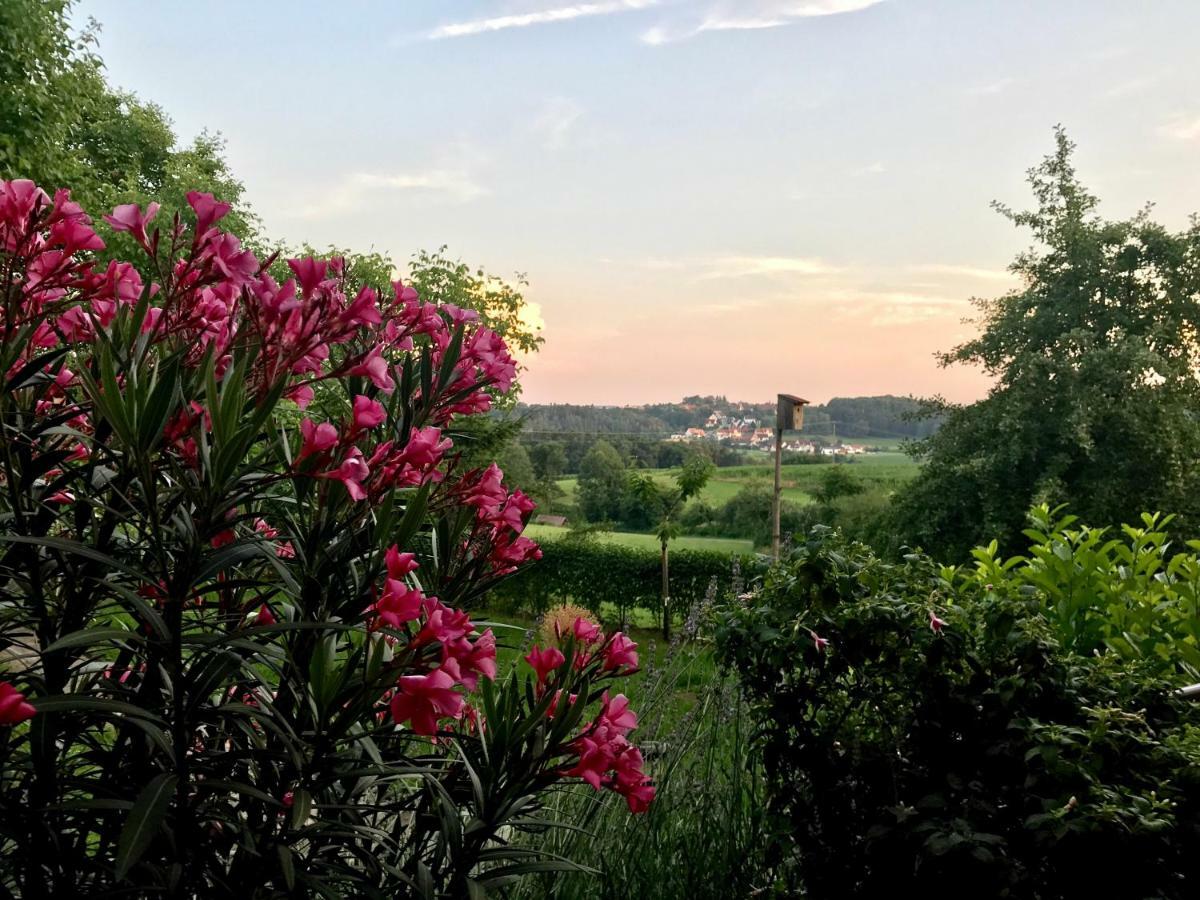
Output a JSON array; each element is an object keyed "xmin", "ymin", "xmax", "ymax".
[
  {"xmin": 717, "ymin": 524, "xmax": 1200, "ymax": 898},
  {"xmin": 0, "ymin": 180, "xmax": 653, "ymax": 897},
  {"xmin": 491, "ymin": 536, "xmax": 763, "ymax": 624}
]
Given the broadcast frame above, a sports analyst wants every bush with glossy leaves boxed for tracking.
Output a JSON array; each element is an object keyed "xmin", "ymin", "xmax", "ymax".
[{"xmin": 717, "ymin": 524, "xmax": 1200, "ymax": 899}]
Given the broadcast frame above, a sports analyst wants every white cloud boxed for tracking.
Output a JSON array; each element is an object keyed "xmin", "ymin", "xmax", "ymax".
[
  {"xmin": 1158, "ymin": 114, "xmax": 1200, "ymax": 142},
  {"xmin": 1103, "ymin": 74, "xmax": 1159, "ymax": 100},
  {"xmin": 696, "ymin": 255, "xmax": 840, "ymax": 279},
  {"xmin": 965, "ymin": 77, "xmax": 1015, "ymax": 97},
  {"xmin": 852, "ymin": 161, "xmax": 886, "ymax": 176},
  {"xmin": 299, "ymin": 168, "xmax": 488, "ymax": 219},
  {"xmin": 531, "ymin": 97, "xmax": 584, "ymax": 150},
  {"xmin": 831, "ymin": 289, "xmax": 967, "ymax": 326},
  {"xmin": 909, "ymin": 263, "xmax": 1014, "ymax": 282},
  {"xmin": 428, "ymin": 0, "xmax": 659, "ymax": 39},
  {"xmin": 641, "ymin": 0, "xmax": 887, "ymax": 44}
]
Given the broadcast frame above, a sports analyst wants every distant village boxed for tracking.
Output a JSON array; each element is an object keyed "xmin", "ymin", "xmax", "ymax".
[{"xmin": 668, "ymin": 411, "xmax": 870, "ymax": 457}]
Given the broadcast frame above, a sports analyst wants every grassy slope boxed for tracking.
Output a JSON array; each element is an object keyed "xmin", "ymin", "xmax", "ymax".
[
  {"xmin": 524, "ymin": 522, "xmax": 754, "ymax": 555},
  {"xmin": 554, "ymin": 452, "xmax": 918, "ymax": 511}
]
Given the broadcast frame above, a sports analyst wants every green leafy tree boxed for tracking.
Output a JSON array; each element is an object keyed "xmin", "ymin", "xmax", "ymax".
[
  {"xmin": 0, "ymin": 0, "xmax": 254, "ymax": 240},
  {"xmin": 577, "ymin": 440, "xmax": 627, "ymax": 524},
  {"xmin": 810, "ymin": 467, "xmax": 864, "ymax": 509},
  {"xmin": 496, "ymin": 440, "xmax": 537, "ymax": 494},
  {"xmin": 408, "ymin": 246, "xmax": 543, "ymax": 358},
  {"xmin": 629, "ymin": 453, "xmax": 714, "ymax": 639},
  {"xmin": 529, "ymin": 441, "xmax": 568, "ymax": 480},
  {"xmin": 893, "ymin": 129, "xmax": 1200, "ymax": 560}
]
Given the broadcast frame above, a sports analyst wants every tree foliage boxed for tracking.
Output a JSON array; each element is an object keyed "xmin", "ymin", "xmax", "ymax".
[
  {"xmin": 0, "ymin": 0, "xmax": 254, "ymax": 242},
  {"xmin": 577, "ymin": 440, "xmax": 627, "ymax": 523},
  {"xmin": 894, "ymin": 129, "xmax": 1200, "ymax": 560}
]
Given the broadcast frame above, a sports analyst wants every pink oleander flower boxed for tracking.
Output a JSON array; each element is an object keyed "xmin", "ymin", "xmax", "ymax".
[
  {"xmin": 412, "ymin": 598, "xmax": 474, "ymax": 648},
  {"xmin": 287, "ymin": 257, "xmax": 328, "ymax": 297},
  {"xmin": 373, "ymin": 579, "xmax": 425, "ymax": 628},
  {"xmin": 186, "ymin": 190, "xmax": 231, "ymax": 234},
  {"xmin": 464, "ymin": 463, "xmax": 507, "ymax": 520},
  {"xmin": 254, "ymin": 519, "xmax": 294, "ymax": 558},
  {"xmin": 603, "ymin": 632, "xmax": 639, "ymax": 672},
  {"xmin": 390, "ymin": 668, "xmax": 464, "ymax": 735},
  {"xmin": 103, "ymin": 201, "xmax": 159, "ymax": 245},
  {"xmin": 571, "ymin": 616, "xmax": 603, "ymax": 647},
  {"xmin": 599, "ymin": 692, "xmax": 637, "ymax": 734},
  {"xmin": 497, "ymin": 489, "xmax": 537, "ymax": 532},
  {"xmin": 211, "ymin": 528, "xmax": 236, "ymax": 549},
  {"xmin": 321, "ymin": 447, "xmax": 370, "ymax": 501},
  {"xmin": 251, "ymin": 603, "xmax": 277, "ymax": 627},
  {"xmin": 341, "ymin": 285, "xmax": 382, "ymax": 328},
  {"xmin": 399, "ymin": 426, "xmax": 452, "ymax": 470},
  {"xmin": 287, "ymin": 384, "xmax": 314, "ymax": 408},
  {"xmin": 299, "ymin": 419, "xmax": 339, "ymax": 459},
  {"xmin": 547, "ymin": 688, "xmax": 578, "ymax": 718},
  {"xmin": 385, "ymin": 546, "xmax": 419, "ymax": 579},
  {"xmin": 254, "ymin": 518, "xmax": 279, "ymax": 539},
  {"xmin": 929, "ymin": 611, "xmax": 947, "ymax": 634},
  {"xmin": 0, "ymin": 682, "xmax": 36, "ymax": 726},
  {"xmin": 441, "ymin": 629, "xmax": 497, "ymax": 691},
  {"xmin": 345, "ymin": 343, "xmax": 395, "ymax": 393},
  {"xmin": 50, "ymin": 218, "xmax": 104, "ymax": 254},
  {"xmin": 811, "ymin": 631, "xmax": 830, "ymax": 653},
  {"xmin": 351, "ymin": 394, "xmax": 386, "ymax": 432},
  {"xmin": 489, "ymin": 532, "xmax": 542, "ymax": 576},
  {"xmin": 525, "ymin": 645, "xmax": 566, "ymax": 684}
]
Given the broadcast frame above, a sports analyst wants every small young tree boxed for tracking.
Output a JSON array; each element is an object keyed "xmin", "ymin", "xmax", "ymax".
[{"xmin": 629, "ymin": 453, "xmax": 714, "ymax": 639}]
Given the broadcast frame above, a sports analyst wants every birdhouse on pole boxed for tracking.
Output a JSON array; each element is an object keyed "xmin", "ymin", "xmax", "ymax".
[
  {"xmin": 776, "ymin": 394, "xmax": 809, "ymax": 433},
  {"xmin": 772, "ymin": 393, "xmax": 808, "ymax": 562}
]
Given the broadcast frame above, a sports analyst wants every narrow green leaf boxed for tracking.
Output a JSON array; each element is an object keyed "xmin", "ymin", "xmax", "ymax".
[{"xmin": 115, "ymin": 773, "xmax": 177, "ymax": 880}]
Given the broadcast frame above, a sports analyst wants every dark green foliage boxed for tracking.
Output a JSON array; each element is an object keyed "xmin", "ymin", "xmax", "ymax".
[
  {"xmin": 683, "ymin": 482, "xmax": 805, "ymax": 548},
  {"xmin": 519, "ymin": 395, "xmax": 936, "ymax": 441},
  {"xmin": 717, "ymin": 526, "xmax": 1200, "ymax": 899},
  {"xmin": 576, "ymin": 440, "xmax": 627, "ymax": 523},
  {"xmin": 894, "ymin": 129, "xmax": 1200, "ymax": 561}
]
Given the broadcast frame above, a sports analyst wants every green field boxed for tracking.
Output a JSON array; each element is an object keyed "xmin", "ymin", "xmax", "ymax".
[
  {"xmin": 524, "ymin": 522, "xmax": 754, "ymax": 555},
  {"xmin": 553, "ymin": 452, "xmax": 918, "ymax": 512}
]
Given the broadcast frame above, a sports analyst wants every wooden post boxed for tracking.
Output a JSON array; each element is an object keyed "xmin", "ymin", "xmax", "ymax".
[
  {"xmin": 772, "ymin": 426, "xmax": 783, "ymax": 562},
  {"xmin": 773, "ymin": 394, "xmax": 808, "ymax": 563}
]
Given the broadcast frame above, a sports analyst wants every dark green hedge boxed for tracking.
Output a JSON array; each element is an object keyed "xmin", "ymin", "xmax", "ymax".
[{"xmin": 490, "ymin": 538, "xmax": 764, "ymax": 619}]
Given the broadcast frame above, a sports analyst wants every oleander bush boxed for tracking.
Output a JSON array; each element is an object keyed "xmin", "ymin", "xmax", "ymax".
[
  {"xmin": 0, "ymin": 180, "xmax": 654, "ymax": 897},
  {"xmin": 717, "ymin": 519, "xmax": 1200, "ymax": 899}
]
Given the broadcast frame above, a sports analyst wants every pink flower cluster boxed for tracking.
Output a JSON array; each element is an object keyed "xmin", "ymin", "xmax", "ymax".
[
  {"xmin": 2, "ymin": 180, "xmax": 519, "ymax": 444},
  {"xmin": 460, "ymin": 463, "xmax": 543, "ymax": 575},
  {"xmin": 371, "ymin": 545, "xmax": 498, "ymax": 735},
  {"xmin": 523, "ymin": 618, "xmax": 651, "ymax": 813},
  {"xmin": 565, "ymin": 692, "xmax": 655, "ymax": 813}
]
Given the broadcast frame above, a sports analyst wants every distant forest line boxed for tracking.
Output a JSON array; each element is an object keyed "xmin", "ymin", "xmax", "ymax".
[{"xmin": 515, "ymin": 394, "xmax": 941, "ymax": 441}]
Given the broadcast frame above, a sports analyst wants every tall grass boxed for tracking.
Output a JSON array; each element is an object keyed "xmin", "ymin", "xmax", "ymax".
[{"xmin": 507, "ymin": 583, "xmax": 771, "ymax": 899}]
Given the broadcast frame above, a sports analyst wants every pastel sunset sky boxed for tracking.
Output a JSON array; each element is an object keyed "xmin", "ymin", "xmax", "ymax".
[{"xmin": 77, "ymin": 0, "xmax": 1200, "ymax": 404}]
